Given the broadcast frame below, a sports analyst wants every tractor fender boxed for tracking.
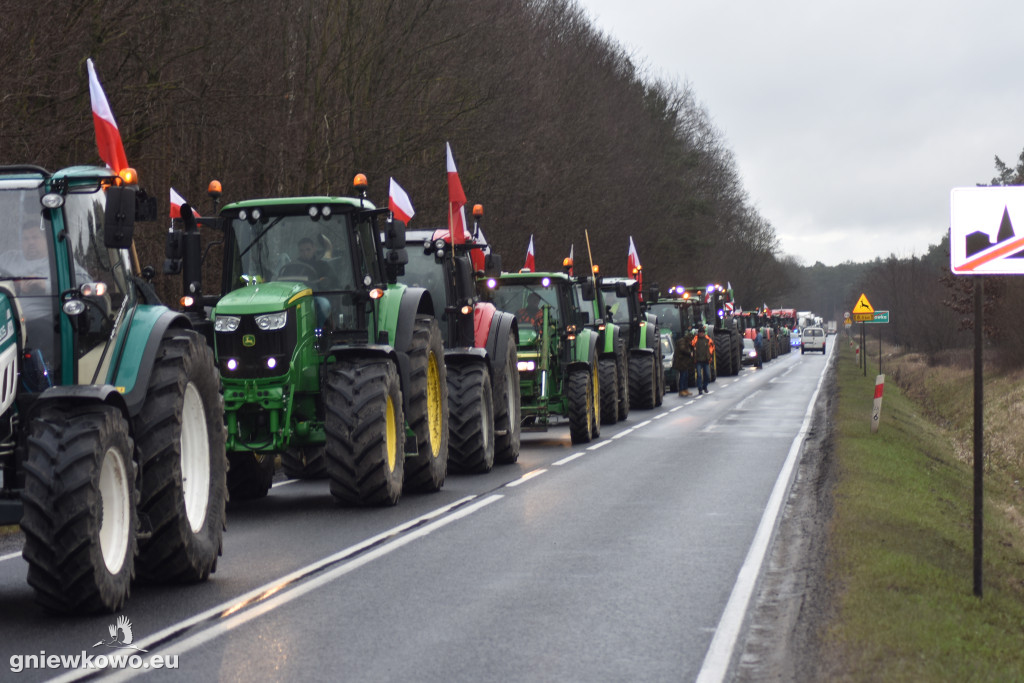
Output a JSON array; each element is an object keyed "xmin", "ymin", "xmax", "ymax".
[
  {"xmin": 22, "ymin": 384, "xmax": 130, "ymax": 430},
  {"xmin": 444, "ymin": 347, "xmax": 490, "ymax": 375},
  {"xmin": 574, "ymin": 329, "xmax": 600, "ymax": 366},
  {"xmin": 600, "ymin": 324, "xmax": 622, "ymax": 358},
  {"xmin": 391, "ymin": 286, "xmax": 434, "ymax": 419},
  {"xmin": 473, "ymin": 302, "xmax": 496, "ymax": 350},
  {"xmin": 484, "ymin": 310, "xmax": 517, "ymax": 368},
  {"xmin": 116, "ymin": 306, "xmax": 192, "ymax": 417}
]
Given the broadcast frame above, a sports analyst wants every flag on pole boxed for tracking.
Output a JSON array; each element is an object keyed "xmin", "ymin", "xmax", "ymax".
[
  {"xmin": 627, "ymin": 236, "xmax": 642, "ymax": 288},
  {"xmin": 566, "ymin": 244, "xmax": 574, "ymax": 275},
  {"xmin": 388, "ymin": 177, "xmax": 415, "ymax": 224},
  {"xmin": 446, "ymin": 142, "xmax": 467, "ymax": 244},
  {"xmin": 169, "ymin": 188, "xmax": 199, "ymax": 219},
  {"xmin": 86, "ymin": 59, "xmax": 128, "ymax": 174},
  {"xmin": 524, "ymin": 235, "xmax": 536, "ymax": 272}
]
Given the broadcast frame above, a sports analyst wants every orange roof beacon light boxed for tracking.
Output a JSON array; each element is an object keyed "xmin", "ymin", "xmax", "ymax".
[
  {"xmin": 592, "ymin": 264, "xmax": 599, "ymax": 275},
  {"xmin": 117, "ymin": 167, "xmax": 138, "ymax": 186},
  {"xmin": 472, "ymin": 204, "xmax": 484, "ymax": 218},
  {"xmin": 208, "ymin": 180, "xmax": 223, "ymax": 200},
  {"xmin": 353, "ymin": 173, "xmax": 368, "ymax": 191},
  {"xmin": 562, "ymin": 256, "xmax": 574, "ymax": 274}
]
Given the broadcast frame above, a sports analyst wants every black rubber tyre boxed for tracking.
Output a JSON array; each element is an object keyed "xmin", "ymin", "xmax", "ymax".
[
  {"xmin": 447, "ymin": 361, "xmax": 495, "ymax": 473},
  {"xmin": 599, "ymin": 357, "xmax": 619, "ymax": 425},
  {"xmin": 21, "ymin": 404, "xmax": 137, "ymax": 613},
  {"xmin": 616, "ymin": 342, "xmax": 630, "ymax": 420},
  {"xmin": 715, "ymin": 331, "xmax": 732, "ymax": 376},
  {"xmin": 590, "ymin": 360, "xmax": 601, "ymax": 439},
  {"xmin": 567, "ymin": 367, "xmax": 594, "ymax": 445},
  {"xmin": 402, "ymin": 316, "xmax": 449, "ymax": 493},
  {"xmin": 492, "ymin": 333, "xmax": 521, "ymax": 464},
  {"xmin": 325, "ymin": 358, "xmax": 405, "ymax": 506},
  {"xmin": 281, "ymin": 446, "xmax": 328, "ymax": 480},
  {"xmin": 629, "ymin": 351, "xmax": 657, "ymax": 410},
  {"xmin": 135, "ymin": 330, "xmax": 227, "ymax": 583},
  {"xmin": 227, "ymin": 452, "xmax": 274, "ymax": 501}
]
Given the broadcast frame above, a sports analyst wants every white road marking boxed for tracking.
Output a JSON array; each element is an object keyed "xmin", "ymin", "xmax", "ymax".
[
  {"xmin": 734, "ymin": 390, "xmax": 761, "ymax": 411},
  {"xmin": 553, "ymin": 452, "xmax": 586, "ymax": 466},
  {"xmin": 505, "ymin": 468, "xmax": 547, "ymax": 487},
  {"xmin": 0, "ymin": 551, "xmax": 20, "ymax": 563}
]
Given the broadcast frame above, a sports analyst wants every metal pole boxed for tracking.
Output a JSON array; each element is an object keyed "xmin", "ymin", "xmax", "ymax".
[
  {"xmin": 879, "ymin": 325, "xmax": 882, "ymax": 376},
  {"xmin": 861, "ymin": 322, "xmax": 866, "ymax": 376},
  {"xmin": 973, "ymin": 278, "xmax": 984, "ymax": 597}
]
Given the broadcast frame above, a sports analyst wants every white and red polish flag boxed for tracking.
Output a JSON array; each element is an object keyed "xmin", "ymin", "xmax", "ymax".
[
  {"xmin": 86, "ymin": 59, "xmax": 128, "ymax": 174},
  {"xmin": 170, "ymin": 188, "xmax": 200, "ymax": 219},
  {"xmin": 524, "ymin": 235, "xmax": 536, "ymax": 272},
  {"xmin": 446, "ymin": 142, "xmax": 468, "ymax": 244},
  {"xmin": 627, "ymin": 236, "xmax": 642, "ymax": 287},
  {"xmin": 388, "ymin": 178, "xmax": 415, "ymax": 224}
]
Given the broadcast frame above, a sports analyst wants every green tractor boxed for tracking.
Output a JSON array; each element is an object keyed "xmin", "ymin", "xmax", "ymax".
[
  {"xmin": 598, "ymin": 276, "xmax": 663, "ymax": 409},
  {"xmin": 571, "ymin": 271, "xmax": 630, "ymax": 422},
  {"xmin": 0, "ymin": 165, "xmax": 227, "ymax": 613},
  {"xmin": 485, "ymin": 271, "xmax": 601, "ymax": 445},
  {"xmin": 166, "ymin": 177, "xmax": 448, "ymax": 505}
]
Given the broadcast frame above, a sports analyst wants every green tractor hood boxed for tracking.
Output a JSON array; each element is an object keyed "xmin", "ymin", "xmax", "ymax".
[{"xmin": 214, "ymin": 281, "xmax": 312, "ymax": 315}]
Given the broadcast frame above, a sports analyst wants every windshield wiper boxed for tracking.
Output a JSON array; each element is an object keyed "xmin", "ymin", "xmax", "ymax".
[{"xmin": 236, "ymin": 216, "xmax": 285, "ymax": 262}]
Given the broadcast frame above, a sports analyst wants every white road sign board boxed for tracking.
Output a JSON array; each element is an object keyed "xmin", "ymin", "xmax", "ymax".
[{"xmin": 950, "ymin": 186, "xmax": 1024, "ymax": 274}]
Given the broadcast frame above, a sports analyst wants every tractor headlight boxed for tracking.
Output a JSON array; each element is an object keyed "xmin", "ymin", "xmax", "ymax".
[
  {"xmin": 517, "ymin": 360, "xmax": 536, "ymax": 372},
  {"xmin": 255, "ymin": 311, "xmax": 288, "ymax": 331},
  {"xmin": 214, "ymin": 315, "xmax": 241, "ymax": 332}
]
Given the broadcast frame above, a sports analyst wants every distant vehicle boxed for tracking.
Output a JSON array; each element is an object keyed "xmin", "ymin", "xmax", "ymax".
[
  {"xmin": 790, "ymin": 329, "xmax": 802, "ymax": 348},
  {"xmin": 660, "ymin": 331, "xmax": 678, "ymax": 392},
  {"xmin": 826, "ymin": 320, "xmax": 838, "ymax": 335},
  {"xmin": 801, "ymin": 327, "xmax": 826, "ymax": 354},
  {"xmin": 741, "ymin": 338, "xmax": 760, "ymax": 366}
]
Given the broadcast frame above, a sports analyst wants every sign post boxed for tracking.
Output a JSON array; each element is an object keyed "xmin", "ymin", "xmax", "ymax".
[
  {"xmin": 852, "ymin": 294, "xmax": 874, "ymax": 376},
  {"xmin": 948, "ymin": 186, "xmax": 1024, "ymax": 597},
  {"xmin": 865, "ymin": 311, "xmax": 890, "ymax": 375}
]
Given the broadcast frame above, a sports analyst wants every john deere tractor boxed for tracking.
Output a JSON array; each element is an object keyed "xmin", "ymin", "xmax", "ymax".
[
  {"xmin": 400, "ymin": 206, "xmax": 520, "ymax": 473},
  {"xmin": 0, "ymin": 165, "xmax": 227, "ymax": 613},
  {"xmin": 486, "ymin": 271, "xmax": 600, "ymax": 445},
  {"xmin": 571, "ymin": 271, "xmax": 630, "ymax": 422},
  {"xmin": 166, "ymin": 177, "xmax": 448, "ymax": 505}
]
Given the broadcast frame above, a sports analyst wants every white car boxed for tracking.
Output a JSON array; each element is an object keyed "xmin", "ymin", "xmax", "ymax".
[{"xmin": 801, "ymin": 326, "xmax": 826, "ymax": 354}]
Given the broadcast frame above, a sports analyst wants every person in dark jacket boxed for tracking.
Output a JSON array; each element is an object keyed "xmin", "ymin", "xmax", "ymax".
[{"xmin": 672, "ymin": 335, "xmax": 693, "ymax": 396}]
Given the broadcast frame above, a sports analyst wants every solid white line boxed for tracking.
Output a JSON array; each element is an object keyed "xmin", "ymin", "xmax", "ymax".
[
  {"xmin": 0, "ymin": 551, "xmax": 20, "ymax": 563},
  {"xmin": 272, "ymin": 478, "xmax": 299, "ymax": 488},
  {"xmin": 101, "ymin": 495, "xmax": 504, "ymax": 682},
  {"xmin": 505, "ymin": 469, "xmax": 547, "ymax": 487},
  {"xmin": 734, "ymin": 390, "xmax": 761, "ymax": 412},
  {"xmin": 695, "ymin": 345, "xmax": 832, "ymax": 683},
  {"xmin": 553, "ymin": 452, "xmax": 586, "ymax": 466}
]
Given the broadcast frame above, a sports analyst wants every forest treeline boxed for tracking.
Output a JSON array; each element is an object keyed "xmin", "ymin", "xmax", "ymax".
[{"xmin": 0, "ymin": 0, "xmax": 791, "ymax": 304}]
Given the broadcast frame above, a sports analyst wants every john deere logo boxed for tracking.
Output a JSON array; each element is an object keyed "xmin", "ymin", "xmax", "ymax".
[{"xmin": 242, "ymin": 334, "xmax": 256, "ymax": 347}]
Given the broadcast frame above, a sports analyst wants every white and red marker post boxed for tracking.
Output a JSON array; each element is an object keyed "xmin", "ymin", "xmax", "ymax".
[{"xmin": 870, "ymin": 374, "xmax": 884, "ymax": 434}]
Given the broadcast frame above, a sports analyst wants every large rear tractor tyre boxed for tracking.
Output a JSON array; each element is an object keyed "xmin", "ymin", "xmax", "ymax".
[
  {"xmin": 447, "ymin": 362, "xmax": 495, "ymax": 474},
  {"xmin": 281, "ymin": 446, "xmax": 328, "ymax": 480},
  {"xmin": 492, "ymin": 333, "xmax": 521, "ymax": 464},
  {"xmin": 403, "ymin": 316, "xmax": 449, "ymax": 493},
  {"xmin": 590, "ymin": 360, "xmax": 601, "ymax": 439},
  {"xmin": 227, "ymin": 452, "xmax": 274, "ymax": 501},
  {"xmin": 568, "ymin": 367, "xmax": 594, "ymax": 445},
  {"xmin": 134, "ymin": 330, "xmax": 227, "ymax": 583},
  {"xmin": 599, "ymin": 357, "xmax": 619, "ymax": 425},
  {"xmin": 325, "ymin": 359, "xmax": 405, "ymax": 506},
  {"xmin": 629, "ymin": 352, "xmax": 657, "ymax": 410},
  {"xmin": 21, "ymin": 405, "xmax": 137, "ymax": 613}
]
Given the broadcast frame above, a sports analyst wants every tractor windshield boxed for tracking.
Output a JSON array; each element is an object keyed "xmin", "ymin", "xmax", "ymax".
[
  {"xmin": 493, "ymin": 282, "xmax": 561, "ymax": 328},
  {"xmin": 602, "ymin": 288, "xmax": 632, "ymax": 325},
  {"xmin": 401, "ymin": 247, "xmax": 449, "ymax": 312},
  {"xmin": 225, "ymin": 210, "xmax": 358, "ymax": 293}
]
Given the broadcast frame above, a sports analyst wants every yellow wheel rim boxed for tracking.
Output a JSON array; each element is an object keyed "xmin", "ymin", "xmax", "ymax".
[
  {"xmin": 426, "ymin": 351, "xmax": 442, "ymax": 456},
  {"xmin": 385, "ymin": 394, "xmax": 397, "ymax": 472}
]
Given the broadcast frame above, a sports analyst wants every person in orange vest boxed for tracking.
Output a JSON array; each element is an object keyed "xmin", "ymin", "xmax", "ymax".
[
  {"xmin": 691, "ymin": 327, "xmax": 714, "ymax": 394},
  {"xmin": 518, "ymin": 291, "xmax": 545, "ymax": 329}
]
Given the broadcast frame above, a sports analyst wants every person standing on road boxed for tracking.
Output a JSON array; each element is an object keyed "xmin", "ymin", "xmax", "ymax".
[
  {"xmin": 672, "ymin": 334, "xmax": 693, "ymax": 396},
  {"xmin": 691, "ymin": 327, "xmax": 713, "ymax": 394},
  {"xmin": 753, "ymin": 330, "xmax": 764, "ymax": 369}
]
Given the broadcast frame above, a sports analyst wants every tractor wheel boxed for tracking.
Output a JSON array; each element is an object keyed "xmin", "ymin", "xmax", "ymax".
[
  {"xmin": 567, "ymin": 367, "xmax": 594, "ymax": 445},
  {"xmin": 447, "ymin": 361, "xmax": 495, "ymax": 473},
  {"xmin": 492, "ymin": 332, "xmax": 521, "ymax": 464},
  {"xmin": 325, "ymin": 358, "xmax": 405, "ymax": 506},
  {"xmin": 21, "ymin": 404, "xmax": 137, "ymax": 613},
  {"xmin": 616, "ymin": 342, "xmax": 630, "ymax": 420},
  {"xmin": 134, "ymin": 330, "xmax": 227, "ymax": 583},
  {"xmin": 227, "ymin": 452, "xmax": 274, "ymax": 501},
  {"xmin": 599, "ymin": 357, "xmax": 619, "ymax": 425},
  {"xmin": 281, "ymin": 446, "xmax": 328, "ymax": 480},
  {"xmin": 590, "ymin": 359, "xmax": 601, "ymax": 439},
  {"xmin": 403, "ymin": 316, "xmax": 449, "ymax": 493},
  {"xmin": 629, "ymin": 352, "xmax": 657, "ymax": 410}
]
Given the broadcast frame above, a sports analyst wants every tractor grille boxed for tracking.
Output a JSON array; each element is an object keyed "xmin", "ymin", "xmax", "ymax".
[{"xmin": 216, "ymin": 311, "xmax": 297, "ymax": 378}]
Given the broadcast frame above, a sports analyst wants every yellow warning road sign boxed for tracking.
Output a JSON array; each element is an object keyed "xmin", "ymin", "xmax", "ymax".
[{"xmin": 853, "ymin": 293, "xmax": 874, "ymax": 313}]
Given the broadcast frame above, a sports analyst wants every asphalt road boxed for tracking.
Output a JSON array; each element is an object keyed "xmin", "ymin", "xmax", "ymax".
[{"xmin": 0, "ymin": 342, "xmax": 832, "ymax": 682}]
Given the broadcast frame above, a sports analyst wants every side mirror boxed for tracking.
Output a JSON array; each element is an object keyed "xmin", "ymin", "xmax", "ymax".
[
  {"xmin": 455, "ymin": 256, "xmax": 475, "ymax": 301},
  {"xmin": 616, "ymin": 282, "xmax": 630, "ymax": 298},
  {"xmin": 580, "ymin": 281, "xmax": 595, "ymax": 301},
  {"xmin": 104, "ymin": 186, "xmax": 136, "ymax": 249},
  {"xmin": 484, "ymin": 252, "xmax": 501, "ymax": 275},
  {"xmin": 385, "ymin": 219, "xmax": 406, "ymax": 249},
  {"xmin": 581, "ymin": 311, "xmax": 591, "ymax": 324}
]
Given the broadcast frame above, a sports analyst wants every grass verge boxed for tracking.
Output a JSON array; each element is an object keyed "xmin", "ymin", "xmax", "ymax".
[{"xmin": 823, "ymin": 339, "xmax": 1024, "ymax": 681}]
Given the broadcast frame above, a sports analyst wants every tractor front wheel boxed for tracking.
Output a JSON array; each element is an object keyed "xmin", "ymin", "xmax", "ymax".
[
  {"xmin": 447, "ymin": 361, "xmax": 495, "ymax": 473},
  {"xmin": 21, "ymin": 404, "xmax": 137, "ymax": 613},
  {"xmin": 568, "ymin": 367, "xmax": 594, "ymax": 445},
  {"xmin": 403, "ymin": 316, "xmax": 449, "ymax": 493},
  {"xmin": 493, "ymin": 332, "xmax": 521, "ymax": 464}
]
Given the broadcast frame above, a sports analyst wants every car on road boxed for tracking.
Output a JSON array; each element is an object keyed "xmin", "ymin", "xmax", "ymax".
[
  {"xmin": 790, "ymin": 329, "xmax": 801, "ymax": 348},
  {"xmin": 661, "ymin": 331, "xmax": 678, "ymax": 392},
  {"xmin": 801, "ymin": 326, "xmax": 826, "ymax": 354},
  {"xmin": 741, "ymin": 338, "xmax": 760, "ymax": 366}
]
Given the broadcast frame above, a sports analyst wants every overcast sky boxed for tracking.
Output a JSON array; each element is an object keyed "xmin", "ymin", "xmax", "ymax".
[{"xmin": 577, "ymin": 0, "xmax": 1024, "ymax": 266}]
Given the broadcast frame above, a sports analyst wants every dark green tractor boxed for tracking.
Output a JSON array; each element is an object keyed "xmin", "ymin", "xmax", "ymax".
[
  {"xmin": 168, "ymin": 177, "xmax": 449, "ymax": 505},
  {"xmin": 0, "ymin": 165, "xmax": 227, "ymax": 613},
  {"xmin": 599, "ymin": 276, "xmax": 663, "ymax": 409},
  {"xmin": 572, "ymin": 274, "xmax": 630, "ymax": 422},
  {"xmin": 485, "ymin": 272, "xmax": 601, "ymax": 445}
]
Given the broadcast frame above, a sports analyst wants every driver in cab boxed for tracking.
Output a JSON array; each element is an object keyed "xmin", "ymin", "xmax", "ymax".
[{"xmin": 297, "ymin": 237, "xmax": 334, "ymax": 288}]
